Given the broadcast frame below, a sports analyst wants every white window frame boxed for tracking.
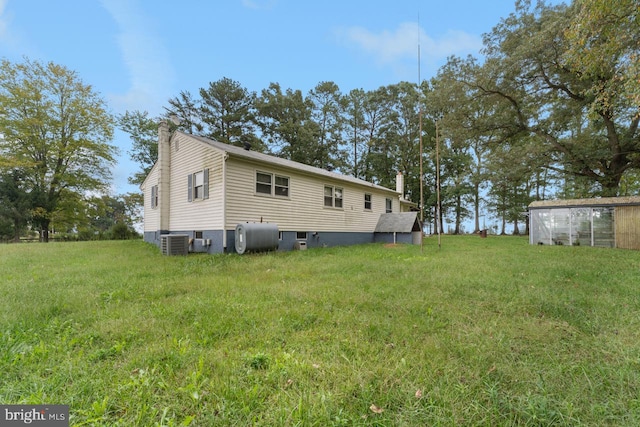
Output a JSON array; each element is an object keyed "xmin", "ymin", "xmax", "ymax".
[
  {"xmin": 385, "ymin": 198, "xmax": 392, "ymax": 213},
  {"xmin": 256, "ymin": 171, "xmax": 289, "ymax": 198},
  {"xmin": 151, "ymin": 185, "xmax": 158, "ymax": 209},
  {"xmin": 188, "ymin": 168, "xmax": 209, "ymax": 202},
  {"xmin": 194, "ymin": 171, "xmax": 204, "ymax": 199},
  {"xmin": 324, "ymin": 185, "xmax": 343, "ymax": 209}
]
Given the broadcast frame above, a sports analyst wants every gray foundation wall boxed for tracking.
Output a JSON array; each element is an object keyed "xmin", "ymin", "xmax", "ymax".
[
  {"xmin": 374, "ymin": 232, "xmax": 414, "ymax": 244},
  {"xmin": 146, "ymin": 229, "xmax": 375, "ymax": 254}
]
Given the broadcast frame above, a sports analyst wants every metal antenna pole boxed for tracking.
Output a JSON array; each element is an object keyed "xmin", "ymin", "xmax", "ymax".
[
  {"xmin": 418, "ymin": 15, "xmax": 424, "ymax": 253},
  {"xmin": 436, "ymin": 119, "xmax": 441, "ymax": 250}
]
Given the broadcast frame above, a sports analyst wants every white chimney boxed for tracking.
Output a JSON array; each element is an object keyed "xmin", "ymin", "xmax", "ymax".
[
  {"xmin": 396, "ymin": 171, "xmax": 404, "ymax": 198},
  {"xmin": 158, "ymin": 121, "xmax": 171, "ymax": 233}
]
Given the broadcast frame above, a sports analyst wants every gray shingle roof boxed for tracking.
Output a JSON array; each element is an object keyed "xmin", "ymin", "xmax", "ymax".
[
  {"xmin": 529, "ymin": 196, "xmax": 640, "ymax": 208},
  {"xmin": 185, "ymin": 132, "xmax": 398, "ymax": 194},
  {"xmin": 374, "ymin": 212, "xmax": 420, "ymax": 233}
]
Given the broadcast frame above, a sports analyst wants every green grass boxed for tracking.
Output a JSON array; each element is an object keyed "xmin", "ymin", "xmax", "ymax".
[{"xmin": 1, "ymin": 236, "xmax": 640, "ymax": 426}]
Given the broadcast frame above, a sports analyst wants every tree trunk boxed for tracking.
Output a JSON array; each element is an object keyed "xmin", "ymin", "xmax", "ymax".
[
  {"xmin": 473, "ymin": 184, "xmax": 480, "ymax": 233},
  {"xmin": 600, "ymin": 173, "xmax": 622, "ymax": 197},
  {"xmin": 40, "ymin": 219, "xmax": 50, "ymax": 243},
  {"xmin": 454, "ymin": 194, "xmax": 462, "ymax": 234},
  {"xmin": 512, "ymin": 220, "xmax": 520, "ymax": 235},
  {"xmin": 12, "ymin": 218, "xmax": 21, "ymax": 243}
]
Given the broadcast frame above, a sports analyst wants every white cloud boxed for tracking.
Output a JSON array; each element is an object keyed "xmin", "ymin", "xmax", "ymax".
[
  {"xmin": 0, "ymin": 0, "xmax": 7, "ymax": 39},
  {"xmin": 0, "ymin": 0, "xmax": 19, "ymax": 50},
  {"xmin": 100, "ymin": 0, "xmax": 175, "ymax": 115},
  {"xmin": 335, "ymin": 21, "xmax": 483, "ymax": 66}
]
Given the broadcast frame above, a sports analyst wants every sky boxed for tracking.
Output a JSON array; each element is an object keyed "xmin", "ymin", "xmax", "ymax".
[{"xmin": 0, "ymin": 0, "xmax": 534, "ymax": 199}]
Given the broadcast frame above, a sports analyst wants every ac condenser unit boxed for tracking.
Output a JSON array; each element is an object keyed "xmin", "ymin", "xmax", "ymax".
[{"xmin": 160, "ymin": 234, "xmax": 189, "ymax": 255}]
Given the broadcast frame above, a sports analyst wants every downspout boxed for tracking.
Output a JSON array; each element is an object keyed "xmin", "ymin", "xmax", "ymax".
[{"xmin": 222, "ymin": 152, "xmax": 228, "ymax": 250}]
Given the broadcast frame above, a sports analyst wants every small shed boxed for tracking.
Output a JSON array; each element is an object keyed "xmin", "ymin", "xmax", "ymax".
[
  {"xmin": 528, "ymin": 196, "xmax": 640, "ymax": 250},
  {"xmin": 374, "ymin": 212, "xmax": 422, "ymax": 245}
]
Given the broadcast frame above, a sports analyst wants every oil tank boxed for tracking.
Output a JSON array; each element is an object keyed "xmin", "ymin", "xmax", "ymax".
[{"xmin": 235, "ymin": 222, "xmax": 279, "ymax": 254}]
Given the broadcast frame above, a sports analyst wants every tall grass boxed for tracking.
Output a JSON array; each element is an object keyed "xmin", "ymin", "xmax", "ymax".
[{"xmin": 1, "ymin": 237, "xmax": 639, "ymax": 426}]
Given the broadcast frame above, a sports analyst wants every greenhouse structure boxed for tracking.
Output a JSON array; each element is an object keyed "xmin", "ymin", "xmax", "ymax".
[{"xmin": 528, "ymin": 197, "xmax": 640, "ymax": 250}]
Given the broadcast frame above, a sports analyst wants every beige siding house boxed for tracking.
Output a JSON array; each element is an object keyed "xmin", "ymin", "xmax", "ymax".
[{"xmin": 141, "ymin": 123, "xmax": 419, "ymax": 253}]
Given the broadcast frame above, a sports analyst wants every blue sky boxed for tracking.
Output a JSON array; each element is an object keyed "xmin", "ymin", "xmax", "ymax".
[{"xmin": 1, "ymin": 0, "xmax": 532, "ymax": 197}]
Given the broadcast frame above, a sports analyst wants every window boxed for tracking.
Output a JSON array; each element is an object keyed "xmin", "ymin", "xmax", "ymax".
[
  {"xmin": 194, "ymin": 171, "xmax": 204, "ymax": 199},
  {"xmin": 385, "ymin": 198, "xmax": 392, "ymax": 213},
  {"xmin": 256, "ymin": 172, "xmax": 272, "ymax": 194},
  {"xmin": 296, "ymin": 231, "xmax": 307, "ymax": 240},
  {"xmin": 275, "ymin": 175, "xmax": 289, "ymax": 197},
  {"xmin": 188, "ymin": 169, "xmax": 209, "ymax": 202},
  {"xmin": 151, "ymin": 185, "xmax": 158, "ymax": 209},
  {"xmin": 256, "ymin": 171, "xmax": 289, "ymax": 197},
  {"xmin": 364, "ymin": 193, "xmax": 372, "ymax": 210},
  {"xmin": 195, "ymin": 231, "xmax": 203, "ymax": 239},
  {"xmin": 324, "ymin": 185, "xmax": 343, "ymax": 208}
]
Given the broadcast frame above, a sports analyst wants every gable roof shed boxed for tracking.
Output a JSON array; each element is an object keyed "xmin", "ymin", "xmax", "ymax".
[
  {"xmin": 374, "ymin": 212, "xmax": 422, "ymax": 245},
  {"xmin": 375, "ymin": 212, "xmax": 421, "ymax": 233}
]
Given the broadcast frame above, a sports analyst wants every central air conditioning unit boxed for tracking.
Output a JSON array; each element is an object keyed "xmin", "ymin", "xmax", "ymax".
[{"xmin": 160, "ymin": 234, "xmax": 189, "ymax": 255}]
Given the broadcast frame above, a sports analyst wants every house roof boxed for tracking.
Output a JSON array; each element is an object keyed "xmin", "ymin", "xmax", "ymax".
[
  {"xmin": 374, "ymin": 212, "xmax": 421, "ymax": 233},
  {"xmin": 529, "ymin": 196, "xmax": 640, "ymax": 209},
  {"xmin": 183, "ymin": 132, "xmax": 399, "ymax": 194}
]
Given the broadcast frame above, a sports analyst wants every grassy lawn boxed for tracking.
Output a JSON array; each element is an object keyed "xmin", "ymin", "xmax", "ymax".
[{"xmin": 1, "ymin": 236, "xmax": 639, "ymax": 426}]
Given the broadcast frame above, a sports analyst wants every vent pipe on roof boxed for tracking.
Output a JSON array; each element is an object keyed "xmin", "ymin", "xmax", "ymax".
[{"xmin": 243, "ymin": 141, "xmax": 251, "ymax": 151}]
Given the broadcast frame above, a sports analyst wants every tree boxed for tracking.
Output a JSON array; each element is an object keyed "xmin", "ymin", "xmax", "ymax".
[
  {"xmin": 165, "ymin": 90, "xmax": 203, "ymax": 135},
  {"xmin": 476, "ymin": 1, "xmax": 640, "ymax": 196},
  {"xmin": 118, "ymin": 110, "xmax": 158, "ymax": 186},
  {"xmin": 358, "ymin": 87, "xmax": 393, "ymax": 184},
  {"xmin": 0, "ymin": 170, "xmax": 32, "ymax": 242},
  {"xmin": 308, "ymin": 81, "xmax": 345, "ymax": 171},
  {"xmin": 0, "ymin": 58, "xmax": 117, "ymax": 242},
  {"xmin": 83, "ymin": 193, "xmax": 140, "ymax": 240},
  {"xmin": 565, "ymin": 0, "xmax": 640, "ymax": 109},
  {"xmin": 255, "ymin": 83, "xmax": 318, "ymax": 164},
  {"xmin": 199, "ymin": 77, "xmax": 264, "ymax": 151},
  {"xmin": 342, "ymin": 88, "xmax": 367, "ymax": 178},
  {"xmin": 430, "ymin": 58, "xmax": 489, "ymax": 233}
]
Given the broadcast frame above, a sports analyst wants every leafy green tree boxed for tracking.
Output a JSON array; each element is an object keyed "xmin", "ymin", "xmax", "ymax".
[
  {"xmin": 165, "ymin": 90, "xmax": 204, "ymax": 135},
  {"xmin": 342, "ymin": 88, "xmax": 367, "ymax": 178},
  {"xmin": 308, "ymin": 81, "xmax": 345, "ymax": 171},
  {"xmin": 565, "ymin": 0, "xmax": 640, "ymax": 108},
  {"xmin": 358, "ymin": 87, "xmax": 393, "ymax": 184},
  {"xmin": 0, "ymin": 170, "xmax": 32, "ymax": 242},
  {"xmin": 0, "ymin": 58, "xmax": 116, "ymax": 242},
  {"xmin": 430, "ymin": 58, "xmax": 490, "ymax": 233},
  {"xmin": 199, "ymin": 77, "xmax": 265, "ymax": 151},
  {"xmin": 476, "ymin": 1, "xmax": 640, "ymax": 196},
  {"xmin": 255, "ymin": 83, "xmax": 318, "ymax": 164},
  {"xmin": 118, "ymin": 110, "xmax": 158, "ymax": 185}
]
